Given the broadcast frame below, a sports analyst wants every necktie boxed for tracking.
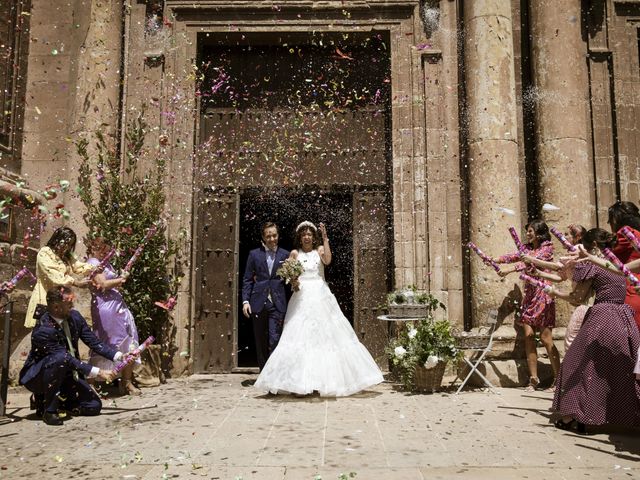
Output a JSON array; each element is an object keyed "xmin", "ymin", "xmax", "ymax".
[
  {"xmin": 267, "ymin": 250, "xmax": 276, "ymax": 274},
  {"xmin": 61, "ymin": 319, "xmax": 79, "ymax": 381}
]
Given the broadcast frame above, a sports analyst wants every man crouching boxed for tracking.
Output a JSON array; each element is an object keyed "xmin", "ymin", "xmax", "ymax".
[{"xmin": 19, "ymin": 286, "xmax": 122, "ymax": 425}]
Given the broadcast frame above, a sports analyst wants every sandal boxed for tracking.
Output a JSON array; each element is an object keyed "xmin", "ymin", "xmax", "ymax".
[
  {"xmin": 524, "ymin": 376, "xmax": 540, "ymax": 392},
  {"xmin": 119, "ymin": 380, "xmax": 142, "ymax": 396}
]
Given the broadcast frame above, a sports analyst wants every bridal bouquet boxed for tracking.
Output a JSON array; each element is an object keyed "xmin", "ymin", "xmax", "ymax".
[{"xmin": 276, "ymin": 258, "xmax": 304, "ymax": 291}]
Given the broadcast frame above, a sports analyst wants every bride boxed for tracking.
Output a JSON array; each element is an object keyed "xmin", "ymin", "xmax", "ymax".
[{"xmin": 254, "ymin": 221, "xmax": 384, "ymax": 396}]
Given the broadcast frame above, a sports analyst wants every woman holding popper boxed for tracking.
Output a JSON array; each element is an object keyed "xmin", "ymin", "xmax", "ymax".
[
  {"xmin": 86, "ymin": 236, "xmax": 141, "ymax": 396},
  {"xmin": 523, "ymin": 224, "xmax": 590, "ymax": 351},
  {"xmin": 533, "ymin": 228, "xmax": 640, "ymax": 433},
  {"xmin": 493, "ymin": 220, "xmax": 559, "ymax": 391},
  {"xmin": 25, "ymin": 227, "xmax": 94, "ymax": 328}
]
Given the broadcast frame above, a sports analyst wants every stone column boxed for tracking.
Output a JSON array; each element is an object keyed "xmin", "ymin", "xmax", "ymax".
[
  {"xmin": 529, "ymin": 0, "xmax": 595, "ymax": 227},
  {"xmin": 67, "ymin": 0, "xmax": 123, "ymax": 250},
  {"xmin": 464, "ymin": 0, "xmax": 522, "ymax": 325}
]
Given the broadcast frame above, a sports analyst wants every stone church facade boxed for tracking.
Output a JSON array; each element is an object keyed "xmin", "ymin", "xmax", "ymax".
[{"xmin": 1, "ymin": 0, "xmax": 639, "ymax": 375}]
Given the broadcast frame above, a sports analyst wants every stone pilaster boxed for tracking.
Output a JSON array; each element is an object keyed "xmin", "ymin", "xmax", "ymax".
[
  {"xmin": 529, "ymin": 0, "xmax": 595, "ymax": 227},
  {"xmin": 67, "ymin": 0, "xmax": 123, "ymax": 249},
  {"xmin": 464, "ymin": 0, "xmax": 522, "ymax": 325}
]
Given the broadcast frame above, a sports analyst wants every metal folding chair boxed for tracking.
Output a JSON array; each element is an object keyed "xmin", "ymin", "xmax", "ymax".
[{"xmin": 455, "ymin": 311, "xmax": 499, "ymax": 394}]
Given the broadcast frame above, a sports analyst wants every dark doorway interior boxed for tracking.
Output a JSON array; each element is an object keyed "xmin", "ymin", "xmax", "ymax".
[{"xmin": 237, "ymin": 187, "xmax": 353, "ymax": 367}]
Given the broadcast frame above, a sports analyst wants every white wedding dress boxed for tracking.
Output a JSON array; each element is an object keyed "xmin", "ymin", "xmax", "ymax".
[{"xmin": 254, "ymin": 249, "xmax": 384, "ymax": 396}]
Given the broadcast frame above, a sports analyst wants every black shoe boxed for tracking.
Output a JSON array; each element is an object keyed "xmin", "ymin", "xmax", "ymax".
[
  {"xmin": 554, "ymin": 418, "xmax": 576, "ymax": 431},
  {"xmin": 575, "ymin": 422, "xmax": 588, "ymax": 435},
  {"xmin": 30, "ymin": 394, "xmax": 44, "ymax": 417},
  {"xmin": 42, "ymin": 411, "xmax": 64, "ymax": 426},
  {"xmin": 70, "ymin": 406, "xmax": 100, "ymax": 417}
]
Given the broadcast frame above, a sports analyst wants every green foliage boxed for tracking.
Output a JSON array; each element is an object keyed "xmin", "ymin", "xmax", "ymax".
[
  {"xmin": 77, "ymin": 112, "xmax": 186, "ymax": 340},
  {"xmin": 386, "ymin": 296, "xmax": 461, "ymax": 390}
]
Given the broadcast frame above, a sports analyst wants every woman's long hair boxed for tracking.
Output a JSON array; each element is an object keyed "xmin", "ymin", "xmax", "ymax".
[
  {"xmin": 583, "ymin": 228, "xmax": 616, "ymax": 251},
  {"xmin": 46, "ymin": 227, "xmax": 77, "ymax": 261},
  {"xmin": 607, "ymin": 201, "xmax": 640, "ymax": 232},
  {"xmin": 527, "ymin": 219, "xmax": 551, "ymax": 245}
]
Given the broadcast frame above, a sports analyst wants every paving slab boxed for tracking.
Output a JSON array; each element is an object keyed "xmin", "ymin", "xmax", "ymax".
[{"xmin": 0, "ymin": 374, "xmax": 638, "ymax": 479}]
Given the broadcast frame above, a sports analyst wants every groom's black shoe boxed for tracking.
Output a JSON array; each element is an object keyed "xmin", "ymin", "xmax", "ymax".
[
  {"xmin": 30, "ymin": 394, "xmax": 44, "ymax": 417},
  {"xmin": 42, "ymin": 411, "xmax": 64, "ymax": 426}
]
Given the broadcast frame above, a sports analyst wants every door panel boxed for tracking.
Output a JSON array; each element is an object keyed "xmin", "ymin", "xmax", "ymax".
[
  {"xmin": 194, "ymin": 191, "xmax": 239, "ymax": 372},
  {"xmin": 353, "ymin": 189, "xmax": 390, "ymax": 365}
]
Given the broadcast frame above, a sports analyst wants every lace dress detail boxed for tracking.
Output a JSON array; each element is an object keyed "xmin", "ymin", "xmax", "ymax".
[{"xmin": 254, "ymin": 249, "xmax": 383, "ymax": 396}]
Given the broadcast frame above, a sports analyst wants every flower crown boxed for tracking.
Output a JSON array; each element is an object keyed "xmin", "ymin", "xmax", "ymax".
[{"xmin": 296, "ymin": 221, "xmax": 317, "ymax": 232}]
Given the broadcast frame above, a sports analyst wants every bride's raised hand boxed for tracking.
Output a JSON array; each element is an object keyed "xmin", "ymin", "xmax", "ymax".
[{"xmin": 319, "ymin": 223, "xmax": 328, "ymax": 241}]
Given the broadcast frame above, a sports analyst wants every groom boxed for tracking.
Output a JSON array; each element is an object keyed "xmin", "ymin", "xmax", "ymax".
[{"xmin": 242, "ymin": 222, "xmax": 290, "ymax": 370}]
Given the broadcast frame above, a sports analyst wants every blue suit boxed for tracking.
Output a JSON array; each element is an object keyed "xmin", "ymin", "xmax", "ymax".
[
  {"xmin": 20, "ymin": 310, "xmax": 118, "ymax": 415},
  {"xmin": 242, "ymin": 246, "xmax": 289, "ymax": 368}
]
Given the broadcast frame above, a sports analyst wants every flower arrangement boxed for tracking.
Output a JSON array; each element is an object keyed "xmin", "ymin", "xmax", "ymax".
[
  {"xmin": 386, "ymin": 295, "xmax": 461, "ymax": 390},
  {"xmin": 276, "ymin": 258, "xmax": 304, "ymax": 291},
  {"xmin": 386, "ymin": 285, "xmax": 444, "ymax": 319}
]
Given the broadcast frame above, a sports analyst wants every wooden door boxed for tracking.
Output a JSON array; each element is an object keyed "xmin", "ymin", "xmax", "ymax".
[
  {"xmin": 193, "ymin": 190, "xmax": 239, "ymax": 372},
  {"xmin": 353, "ymin": 189, "xmax": 391, "ymax": 365}
]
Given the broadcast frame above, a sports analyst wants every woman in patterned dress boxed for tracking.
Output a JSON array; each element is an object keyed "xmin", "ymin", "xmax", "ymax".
[
  {"xmin": 493, "ymin": 220, "xmax": 559, "ymax": 391},
  {"xmin": 542, "ymin": 228, "xmax": 640, "ymax": 433},
  {"xmin": 522, "ymin": 224, "xmax": 591, "ymax": 351}
]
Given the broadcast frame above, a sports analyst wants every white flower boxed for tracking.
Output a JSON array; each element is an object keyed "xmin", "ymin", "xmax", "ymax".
[
  {"xmin": 424, "ymin": 355, "xmax": 440, "ymax": 369},
  {"xmin": 408, "ymin": 328, "xmax": 417, "ymax": 339},
  {"xmin": 394, "ymin": 346, "xmax": 407, "ymax": 358}
]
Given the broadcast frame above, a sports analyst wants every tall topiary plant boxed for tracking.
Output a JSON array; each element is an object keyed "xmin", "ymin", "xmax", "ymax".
[{"xmin": 76, "ymin": 112, "xmax": 185, "ymax": 342}]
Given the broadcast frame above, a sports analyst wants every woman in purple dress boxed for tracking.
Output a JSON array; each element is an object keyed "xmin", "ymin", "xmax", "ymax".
[
  {"xmin": 88, "ymin": 237, "xmax": 141, "ymax": 396},
  {"xmin": 493, "ymin": 220, "xmax": 559, "ymax": 391},
  {"xmin": 543, "ymin": 228, "xmax": 640, "ymax": 433}
]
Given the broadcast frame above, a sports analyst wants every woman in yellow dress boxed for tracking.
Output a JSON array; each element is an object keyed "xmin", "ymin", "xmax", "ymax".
[{"xmin": 24, "ymin": 227, "xmax": 94, "ymax": 328}]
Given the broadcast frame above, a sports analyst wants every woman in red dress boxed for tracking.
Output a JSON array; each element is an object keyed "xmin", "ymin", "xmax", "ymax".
[
  {"xmin": 494, "ymin": 220, "xmax": 560, "ymax": 391},
  {"xmin": 608, "ymin": 201, "xmax": 640, "ymax": 330}
]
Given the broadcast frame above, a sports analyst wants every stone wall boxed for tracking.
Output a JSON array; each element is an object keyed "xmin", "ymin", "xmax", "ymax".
[
  {"xmin": 7, "ymin": 0, "xmax": 640, "ymax": 373},
  {"xmin": 0, "ymin": 172, "xmax": 42, "ymax": 380}
]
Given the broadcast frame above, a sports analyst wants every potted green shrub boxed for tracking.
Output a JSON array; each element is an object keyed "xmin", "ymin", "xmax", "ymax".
[{"xmin": 386, "ymin": 296, "xmax": 461, "ymax": 392}]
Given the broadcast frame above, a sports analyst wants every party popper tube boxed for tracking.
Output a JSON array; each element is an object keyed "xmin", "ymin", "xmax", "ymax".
[
  {"xmin": 508, "ymin": 227, "xmax": 526, "ymax": 253},
  {"xmin": 113, "ymin": 336, "xmax": 155, "ymax": 374},
  {"xmin": 0, "ymin": 267, "xmax": 36, "ymax": 294},
  {"xmin": 122, "ymin": 224, "xmax": 159, "ymax": 274},
  {"xmin": 467, "ymin": 242, "xmax": 501, "ymax": 273},
  {"xmin": 519, "ymin": 273, "xmax": 550, "ymax": 290},
  {"xmin": 88, "ymin": 248, "xmax": 117, "ymax": 280},
  {"xmin": 550, "ymin": 227, "xmax": 577, "ymax": 252},
  {"xmin": 602, "ymin": 248, "xmax": 640, "ymax": 290},
  {"xmin": 620, "ymin": 226, "xmax": 640, "ymax": 253}
]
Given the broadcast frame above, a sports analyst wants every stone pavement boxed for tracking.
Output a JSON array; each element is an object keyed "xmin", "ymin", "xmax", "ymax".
[{"xmin": 0, "ymin": 375, "xmax": 638, "ymax": 480}]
